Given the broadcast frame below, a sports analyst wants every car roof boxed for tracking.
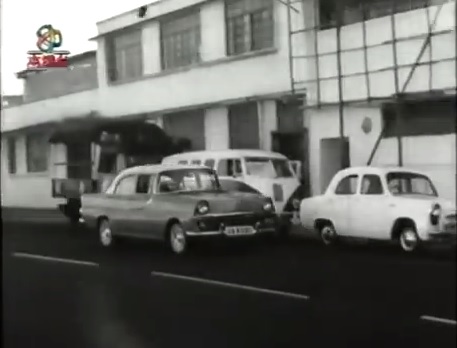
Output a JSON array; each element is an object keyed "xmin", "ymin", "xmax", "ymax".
[
  {"xmin": 163, "ymin": 149, "xmax": 287, "ymax": 160},
  {"xmin": 119, "ymin": 164, "xmax": 211, "ymax": 176},
  {"xmin": 337, "ymin": 166, "xmax": 429, "ymax": 177}
]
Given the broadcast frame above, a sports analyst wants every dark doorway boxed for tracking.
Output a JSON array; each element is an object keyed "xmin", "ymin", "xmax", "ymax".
[
  {"xmin": 66, "ymin": 141, "xmax": 92, "ymax": 179},
  {"xmin": 229, "ymin": 102, "xmax": 259, "ymax": 149},
  {"xmin": 271, "ymin": 129, "xmax": 310, "ymax": 197},
  {"xmin": 320, "ymin": 137, "xmax": 350, "ymax": 193}
]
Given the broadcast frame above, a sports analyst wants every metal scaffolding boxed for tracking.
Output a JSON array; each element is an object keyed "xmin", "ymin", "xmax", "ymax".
[{"xmin": 281, "ymin": 0, "xmax": 454, "ymax": 168}]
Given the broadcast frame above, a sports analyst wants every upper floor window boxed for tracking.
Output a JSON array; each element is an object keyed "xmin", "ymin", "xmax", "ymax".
[
  {"xmin": 319, "ymin": 0, "xmax": 441, "ymax": 29},
  {"xmin": 225, "ymin": 0, "xmax": 274, "ymax": 56},
  {"xmin": 160, "ymin": 9, "xmax": 201, "ymax": 70},
  {"xmin": 26, "ymin": 133, "xmax": 48, "ymax": 173},
  {"xmin": 106, "ymin": 29, "xmax": 143, "ymax": 82},
  {"xmin": 7, "ymin": 137, "xmax": 17, "ymax": 174}
]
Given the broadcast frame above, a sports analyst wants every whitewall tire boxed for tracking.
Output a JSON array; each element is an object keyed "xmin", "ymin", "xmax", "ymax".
[
  {"xmin": 399, "ymin": 228, "xmax": 420, "ymax": 253},
  {"xmin": 320, "ymin": 224, "xmax": 338, "ymax": 246},
  {"xmin": 169, "ymin": 223, "xmax": 188, "ymax": 255},
  {"xmin": 98, "ymin": 219, "xmax": 115, "ymax": 248}
]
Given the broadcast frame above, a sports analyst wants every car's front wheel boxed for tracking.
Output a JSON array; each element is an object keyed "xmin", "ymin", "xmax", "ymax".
[
  {"xmin": 98, "ymin": 218, "xmax": 115, "ymax": 248},
  {"xmin": 168, "ymin": 223, "xmax": 188, "ymax": 255},
  {"xmin": 320, "ymin": 223, "xmax": 339, "ymax": 247},
  {"xmin": 399, "ymin": 227, "xmax": 420, "ymax": 253}
]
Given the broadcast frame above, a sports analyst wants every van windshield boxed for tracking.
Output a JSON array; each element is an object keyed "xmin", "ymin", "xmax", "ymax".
[{"xmin": 245, "ymin": 157, "xmax": 294, "ymax": 178}]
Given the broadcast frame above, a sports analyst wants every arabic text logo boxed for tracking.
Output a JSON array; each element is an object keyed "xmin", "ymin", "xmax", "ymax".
[{"xmin": 36, "ymin": 24, "xmax": 63, "ymax": 53}]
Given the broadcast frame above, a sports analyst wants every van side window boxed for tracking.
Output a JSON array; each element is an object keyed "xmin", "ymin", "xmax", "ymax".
[
  {"xmin": 217, "ymin": 159, "xmax": 243, "ymax": 177},
  {"xmin": 178, "ymin": 160, "xmax": 187, "ymax": 165},
  {"xmin": 204, "ymin": 159, "xmax": 215, "ymax": 168},
  {"xmin": 191, "ymin": 159, "xmax": 201, "ymax": 165}
]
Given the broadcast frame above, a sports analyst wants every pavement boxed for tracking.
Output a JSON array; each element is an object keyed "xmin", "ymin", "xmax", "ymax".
[{"xmin": 2, "ymin": 219, "xmax": 456, "ymax": 348}]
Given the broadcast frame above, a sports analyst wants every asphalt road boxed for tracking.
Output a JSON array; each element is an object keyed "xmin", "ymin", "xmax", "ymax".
[{"xmin": 2, "ymin": 220, "xmax": 456, "ymax": 348}]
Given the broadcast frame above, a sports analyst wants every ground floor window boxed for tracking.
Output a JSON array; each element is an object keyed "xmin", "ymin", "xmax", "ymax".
[
  {"xmin": 382, "ymin": 98, "xmax": 456, "ymax": 137},
  {"xmin": 7, "ymin": 137, "xmax": 17, "ymax": 174},
  {"xmin": 26, "ymin": 133, "xmax": 49, "ymax": 173}
]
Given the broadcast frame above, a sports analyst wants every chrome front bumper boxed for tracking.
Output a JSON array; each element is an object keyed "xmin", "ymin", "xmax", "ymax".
[{"xmin": 186, "ymin": 226, "xmax": 277, "ymax": 237}]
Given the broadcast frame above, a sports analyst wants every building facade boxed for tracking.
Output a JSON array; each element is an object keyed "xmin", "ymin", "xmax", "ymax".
[{"xmin": 1, "ymin": 0, "xmax": 456, "ymax": 208}]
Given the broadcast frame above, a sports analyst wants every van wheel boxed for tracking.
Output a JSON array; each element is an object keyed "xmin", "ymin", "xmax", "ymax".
[
  {"xmin": 320, "ymin": 224, "xmax": 338, "ymax": 246},
  {"xmin": 399, "ymin": 227, "xmax": 420, "ymax": 253},
  {"xmin": 168, "ymin": 223, "xmax": 188, "ymax": 255}
]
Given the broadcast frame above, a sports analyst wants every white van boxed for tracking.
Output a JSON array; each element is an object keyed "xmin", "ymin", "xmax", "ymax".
[{"xmin": 162, "ymin": 150, "xmax": 304, "ymax": 223}]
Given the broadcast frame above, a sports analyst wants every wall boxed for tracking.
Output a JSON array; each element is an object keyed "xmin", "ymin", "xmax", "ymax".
[
  {"xmin": 95, "ymin": 0, "xmax": 298, "ymax": 117},
  {"xmin": 1, "ymin": 133, "xmax": 66, "ymax": 208},
  {"xmin": 23, "ymin": 54, "xmax": 98, "ymax": 103},
  {"xmin": 307, "ymin": 106, "xmax": 456, "ymax": 203},
  {"xmin": 299, "ymin": 0, "xmax": 456, "ymax": 105}
]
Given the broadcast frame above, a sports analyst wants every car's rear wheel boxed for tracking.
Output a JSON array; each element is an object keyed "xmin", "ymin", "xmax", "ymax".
[
  {"xmin": 399, "ymin": 227, "xmax": 420, "ymax": 253},
  {"xmin": 320, "ymin": 224, "xmax": 338, "ymax": 247},
  {"xmin": 98, "ymin": 218, "xmax": 115, "ymax": 248},
  {"xmin": 168, "ymin": 223, "xmax": 188, "ymax": 255}
]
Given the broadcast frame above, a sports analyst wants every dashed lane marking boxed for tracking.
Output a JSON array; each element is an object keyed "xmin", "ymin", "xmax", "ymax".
[
  {"xmin": 12, "ymin": 252, "xmax": 99, "ymax": 268},
  {"xmin": 420, "ymin": 315, "xmax": 457, "ymax": 326},
  {"xmin": 151, "ymin": 271, "xmax": 310, "ymax": 301}
]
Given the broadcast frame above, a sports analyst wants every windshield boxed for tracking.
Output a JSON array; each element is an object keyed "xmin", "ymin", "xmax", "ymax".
[
  {"xmin": 158, "ymin": 168, "xmax": 220, "ymax": 193},
  {"xmin": 386, "ymin": 172, "xmax": 437, "ymax": 196},
  {"xmin": 244, "ymin": 157, "xmax": 294, "ymax": 178}
]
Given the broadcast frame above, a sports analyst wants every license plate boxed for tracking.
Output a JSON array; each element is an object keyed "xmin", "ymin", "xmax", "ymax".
[{"xmin": 224, "ymin": 226, "xmax": 255, "ymax": 236}]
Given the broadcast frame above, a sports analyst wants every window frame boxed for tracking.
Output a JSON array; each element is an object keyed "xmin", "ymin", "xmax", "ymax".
[
  {"xmin": 25, "ymin": 132, "xmax": 49, "ymax": 173},
  {"xmin": 225, "ymin": 0, "xmax": 275, "ymax": 56},
  {"xmin": 334, "ymin": 174, "xmax": 359, "ymax": 195},
  {"xmin": 160, "ymin": 8, "xmax": 201, "ymax": 70},
  {"xmin": 105, "ymin": 29, "xmax": 143, "ymax": 83}
]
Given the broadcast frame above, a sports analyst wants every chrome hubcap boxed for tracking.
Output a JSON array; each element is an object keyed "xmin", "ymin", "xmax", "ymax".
[
  {"xmin": 170, "ymin": 226, "xmax": 186, "ymax": 254},
  {"xmin": 321, "ymin": 226, "xmax": 335, "ymax": 245},
  {"xmin": 400, "ymin": 230, "xmax": 418, "ymax": 252},
  {"xmin": 100, "ymin": 223, "xmax": 112, "ymax": 246}
]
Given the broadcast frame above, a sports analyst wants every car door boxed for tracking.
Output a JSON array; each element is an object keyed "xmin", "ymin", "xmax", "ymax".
[
  {"xmin": 350, "ymin": 174, "xmax": 391, "ymax": 240},
  {"xmin": 123, "ymin": 174, "xmax": 157, "ymax": 238},
  {"xmin": 328, "ymin": 174, "xmax": 359, "ymax": 236},
  {"xmin": 109, "ymin": 174, "xmax": 139, "ymax": 236}
]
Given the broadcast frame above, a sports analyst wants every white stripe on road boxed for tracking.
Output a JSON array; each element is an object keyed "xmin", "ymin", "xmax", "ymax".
[
  {"xmin": 12, "ymin": 252, "xmax": 99, "ymax": 267},
  {"xmin": 420, "ymin": 315, "xmax": 457, "ymax": 326},
  {"xmin": 151, "ymin": 271, "xmax": 310, "ymax": 301}
]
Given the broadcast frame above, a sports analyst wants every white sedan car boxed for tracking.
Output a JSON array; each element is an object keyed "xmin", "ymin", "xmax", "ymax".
[{"xmin": 299, "ymin": 166, "xmax": 456, "ymax": 252}]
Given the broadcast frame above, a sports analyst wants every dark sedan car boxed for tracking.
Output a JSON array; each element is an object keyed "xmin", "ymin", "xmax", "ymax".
[{"xmin": 80, "ymin": 164, "xmax": 279, "ymax": 254}]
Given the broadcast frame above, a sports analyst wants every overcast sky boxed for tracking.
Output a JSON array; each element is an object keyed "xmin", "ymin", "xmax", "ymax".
[{"xmin": 1, "ymin": 0, "xmax": 150, "ymax": 95}]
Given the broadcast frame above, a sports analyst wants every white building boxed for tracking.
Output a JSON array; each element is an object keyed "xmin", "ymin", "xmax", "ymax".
[{"xmin": 1, "ymin": 0, "xmax": 456, "ymax": 209}]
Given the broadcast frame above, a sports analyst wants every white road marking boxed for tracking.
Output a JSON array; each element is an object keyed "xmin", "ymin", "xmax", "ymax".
[
  {"xmin": 151, "ymin": 271, "xmax": 310, "ymax": 301},
  {"xmin": 12, "ymin": 252, "xmax": 99, "ymax": 267},
  {"xmin": 420, "ymin": 315, "xmax": 457, "ymax": 326}
]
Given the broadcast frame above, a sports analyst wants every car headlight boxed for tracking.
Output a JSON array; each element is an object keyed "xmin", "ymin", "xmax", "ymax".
[
  {"xmin": 430, "ymin": 203, "xmax": 441, "ymax": 225},
  {"xmin": 195, "ymin": 201, "xmax": 210, "ymax": 215},
  {"xmin": 263, "ymin": 202, "xmax": 273, "ymax": 212}
]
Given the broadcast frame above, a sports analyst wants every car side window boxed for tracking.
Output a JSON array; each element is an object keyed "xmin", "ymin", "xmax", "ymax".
[
  {"xmin": 217, "ymin": 159, "xmax": 243, "ymax": 177},
  {"xmin": 136, "ymin": 174, "xmax": 153, "ymax": 194},
  {"xmin": 335, "ymin": 175, "xmax": 358, "ymax": 195},
  {"xmin": 361, "ymin": 175, "xmax": 384, "ymax": 195},
  {"xmin": 204, "ymin": 159, "xmax": 215, "ymax": 168},
  {"xmin": 114, "ymin": 175, "xmax": 137, "ymax": 195},
  {"xmin": 191, "ymin": 159, "xmax": 201, "ymax": 165},
  {"xmin": 178, "ymin": 160, "xmax": 187, "ymax": 165}
]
